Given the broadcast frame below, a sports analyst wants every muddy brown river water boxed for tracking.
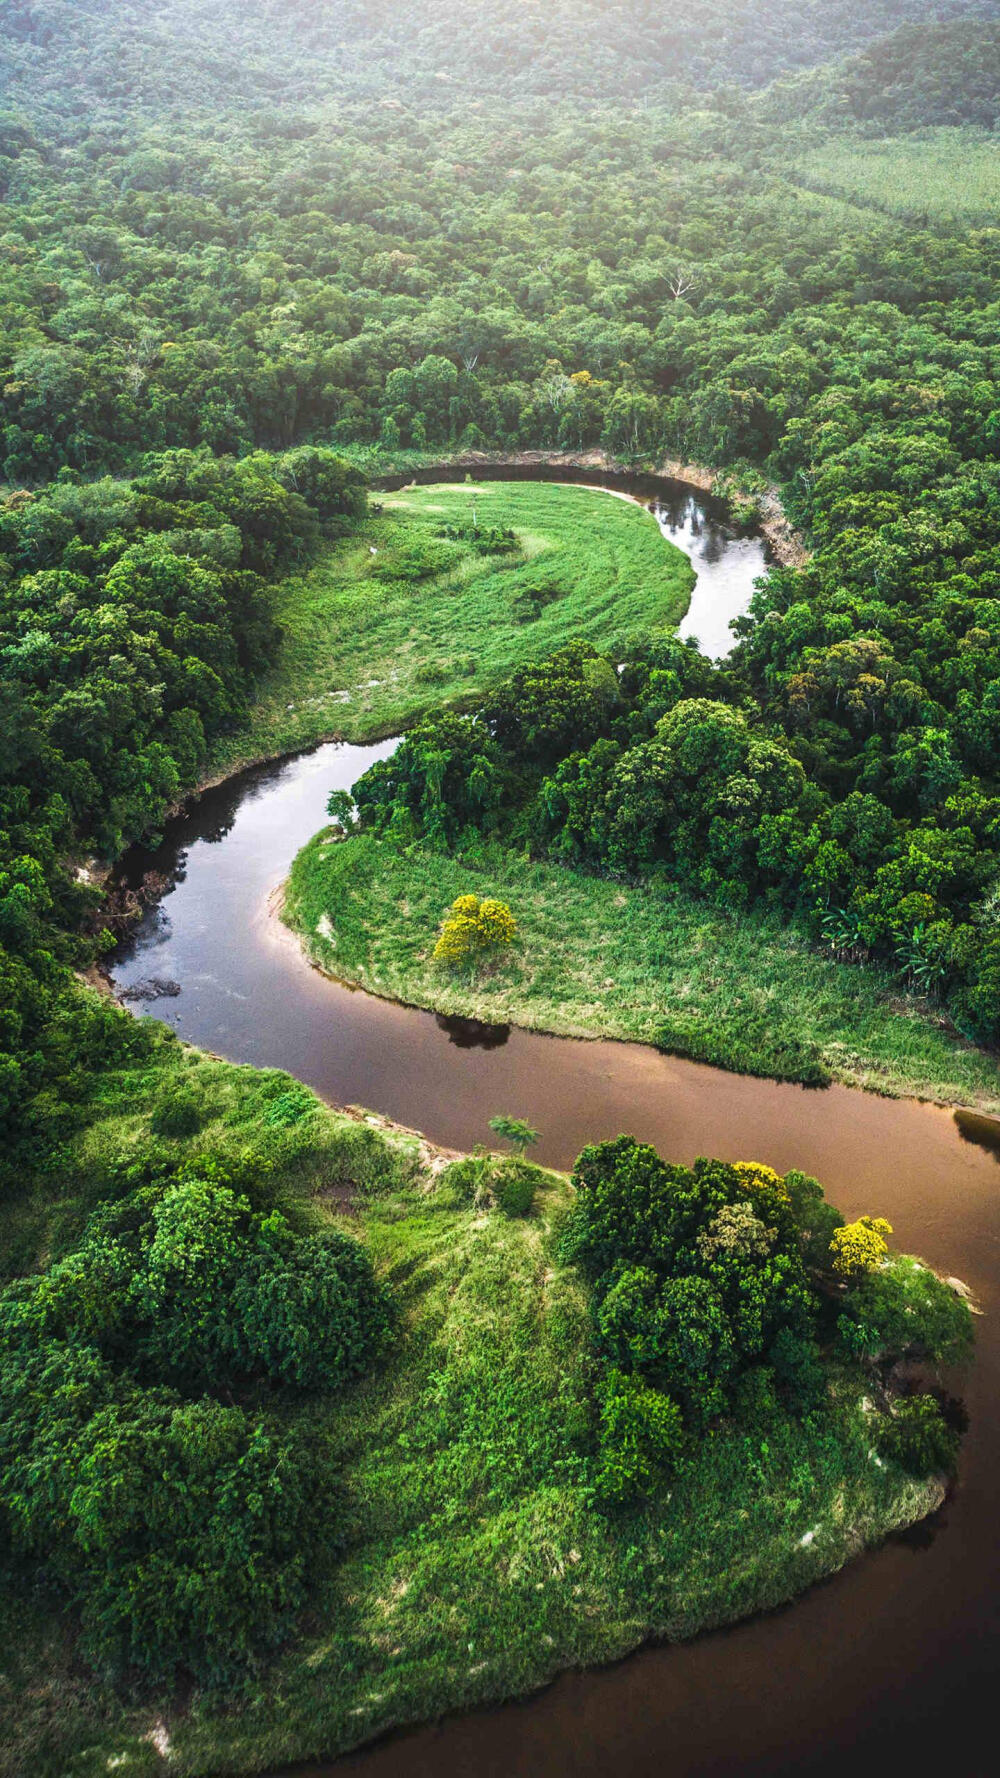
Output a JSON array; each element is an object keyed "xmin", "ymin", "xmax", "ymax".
[{"xmin": 110, "ymin": 480, "xmax": 1000, "ymax": 1778}]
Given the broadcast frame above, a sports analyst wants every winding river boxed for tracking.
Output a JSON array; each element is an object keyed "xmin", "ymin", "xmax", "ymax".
[{"xmin": 110, "ymin": 478, "xmax": 1000, "ymax": 1778}]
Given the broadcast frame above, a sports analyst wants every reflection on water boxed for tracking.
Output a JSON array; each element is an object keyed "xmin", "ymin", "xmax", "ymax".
[{"xmin": 651, "ymin": 492, "xmax": 767, "ymax": 658}]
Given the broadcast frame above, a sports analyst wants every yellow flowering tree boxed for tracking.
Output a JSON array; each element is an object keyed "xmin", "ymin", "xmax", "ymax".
[
  {"xmin": 432, "ymin": 893, "xmax": 517, "ymax": 967},
  {"xmin": 731, "ymin": 1161, "xmax": 789, "ymax": 1200},
  {"xmin": 830, "ymin": 1216, "xmax": 892, "ymax": 1278}
]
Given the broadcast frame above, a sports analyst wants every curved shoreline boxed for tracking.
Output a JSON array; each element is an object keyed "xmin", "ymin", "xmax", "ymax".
[
  {"xmin": 278, "ymin": 1475, "xmax": 946, "ymax": 1778},
  {"xmin": 369, "ymin": 448, "xmax": 810, "ymax": 568},
  {"xmin": 279, "ymin": 836, "xmax": 1000, "ymax": 1119},
  {"xmin": 100, "ymin": 727, "xmax": 989, "ymax": 1778},
  {"xmin": 159, "ymin": 457, "xmax": 787, "ymax": 810}
]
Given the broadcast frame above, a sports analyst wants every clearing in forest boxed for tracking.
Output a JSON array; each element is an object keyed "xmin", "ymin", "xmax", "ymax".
[
  {"xmin": 790, "ymin": 128, "xmax": 1000, "ymax": 227},
  {"xmin": 210, "ymin": 480, "xmax": 693, "ymax": 772}
]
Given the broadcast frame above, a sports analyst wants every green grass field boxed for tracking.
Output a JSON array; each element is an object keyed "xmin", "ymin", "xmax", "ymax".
[
  {"xmin": 284, "ymin": 831, "xmax": 1000, "ymax": 1113},
  {"xmin": 209, "ymin": 481, "xmax": 693, "ymax": 776},
  {"xmin": 0, "ymin": 1025, "xmax": 939, "ymax": 1777},
  {"xmin": 790, "ymin": 128, "xmax": 1000, "ymax": 226}
]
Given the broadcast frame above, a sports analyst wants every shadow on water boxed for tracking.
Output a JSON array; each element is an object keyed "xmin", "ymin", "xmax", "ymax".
[
  {"xmin": 892, "ymin": 1501, "xmax": 951, "ymax": 1553},
  {"xmin": 954, "ymin": 1105, "xmax": 1000, "ymax": 1163},
  {"xmin": 436, "ymin": 1013, "xmax": 512, "ymax": 1050}
]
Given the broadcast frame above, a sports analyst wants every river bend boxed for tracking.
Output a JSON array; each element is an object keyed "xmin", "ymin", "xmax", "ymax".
[{"xmin": 109, "ymin": 481, "xmax": 1000, "ymax": 1778}]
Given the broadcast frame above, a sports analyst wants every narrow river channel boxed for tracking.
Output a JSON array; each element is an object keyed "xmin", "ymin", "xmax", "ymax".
[{"xmin": 109, "ymin": 482, "xmax": 1000, "ymax": 1778}]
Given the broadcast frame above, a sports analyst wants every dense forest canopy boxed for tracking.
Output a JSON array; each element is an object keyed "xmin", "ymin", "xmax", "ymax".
[{"xmin": 762, "ymin": 16, "xmax": 1000, "ymax": 132}]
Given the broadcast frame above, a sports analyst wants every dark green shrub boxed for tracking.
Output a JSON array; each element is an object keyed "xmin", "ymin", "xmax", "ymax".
[
  {"xmin": 784, "ymin": 1169, "xmax": 844, "ymax": 1268},
  {"xmin": 372, "ymin": 537, "xmax": 456, "ymax": 583},
  {"xmin": 0, "ymin": 1333, "xmax": 324, "ymax": 1682},
  {"xmin": 879, "ymin": 1394, "xmax": 960, "ymax": 1477},
  {"xmin": 838, "ymin": 1255, "xmax": 973, "ymax": 1364},
  {"xmin": 656, "ymin": 1274, "xmax": 736, "ymax": 1425},
  {"xmin": 595, "ymin": 1265, "xmax": 664, "ymax": 1372},
  {"xmin": 769, "ymin": 1327, "xmax": 826, "ymax": 1409},
  {"xmin": 0, "ymin": 1156, "xmax": 391, "ymax": 1681},
  {"xmin": 2, "ymin": 1173, "xmax": 392, "ymax": 1393},
  {"xmin": 72, "ymin": 1397, "xmax": 326, "ymax": 1681},
  {"xmin": 262, "ymin": 1086, "xmax": 316, "ymax": 1128},
  {"xmin": 439, "ymin": 1152, "xmax": 541, "ymax": 1216},
  {"xmin": 150, "ymin": 1089, "xmax": 204, "ymax": 1139},
  {"xmin": 136, "ymin": 1177, "xmax": 392, "ymax": 1389},
  {"xmin": 438, "ymin": 1152, "xmax": 495, "ymax": 1205},
  {"xmin": 437, "ymin": 521, "xmax": 517, "ymax": 556},
  {"xmin": 496, "ymin": 1163, "xmax": 537, "ymax": 1217},
  {"xmin": 595, "ymin": 1368, "xmax": 683, "ymax": 1507},
  {"xmin": 566, "ymin": 1140, "xmax": 832, "ymax": 1430},
  {"xmin": 565, "ymin": 1140, "xmax": 797, "ymax": 1289}
]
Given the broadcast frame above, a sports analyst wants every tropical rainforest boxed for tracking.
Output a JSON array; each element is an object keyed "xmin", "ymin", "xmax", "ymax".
[{"xmin": 0, "ymin": 1, "xmax": 995, "ymax": 1773}]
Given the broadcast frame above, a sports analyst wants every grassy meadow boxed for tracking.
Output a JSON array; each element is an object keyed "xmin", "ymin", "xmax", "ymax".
[
  {"xmin": 0, "ymin": 1018, "xmax": 941, "ymax": 1777},
  {"xmin": 208, "ymin": 481, "xmax": 693, "ymax": 776},
  {"xmin": 790, "ymin": 128, "xmax": 1000, "ymax": 226},
  {"xmin": 285, "ymin": 831, "xmax": 1000, "ymax": 1112}
]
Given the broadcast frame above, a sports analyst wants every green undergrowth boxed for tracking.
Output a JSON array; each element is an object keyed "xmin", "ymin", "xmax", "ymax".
[
  {"xmin": 285, "ymin": 831, "xmax": 1000, "ymax": 1113},
  {"xmin": 207, "ymin": 481, "xmax": 693, "ymax": 775},
  {"xmin": 0, "ymin": 1035, "xmax": 945, "ymax": 1774}
]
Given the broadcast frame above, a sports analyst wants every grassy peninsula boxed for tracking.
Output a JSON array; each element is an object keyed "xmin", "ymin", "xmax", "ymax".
[
  {"xmin": 0, "ymin": 1020, "xmax": 955, "ymax": 1777},
  {"xmin": 208, "ymin": 481, "xmax": 693, "ymax": 776},
  {"xmin": 285, "ymin": 831, "xmax": 1000, "ymax": 1113}
]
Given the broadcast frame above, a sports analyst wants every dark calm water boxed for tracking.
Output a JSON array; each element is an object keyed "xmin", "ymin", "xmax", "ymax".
[{"xmin": 109, "ymin": 481, "xmax": 1000, "ymax": 1778}]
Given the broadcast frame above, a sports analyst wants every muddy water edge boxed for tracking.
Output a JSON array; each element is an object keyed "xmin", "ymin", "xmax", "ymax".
[{"xmin": 106, "ymin": 479, "xmax": 999, "ymax": 1778}]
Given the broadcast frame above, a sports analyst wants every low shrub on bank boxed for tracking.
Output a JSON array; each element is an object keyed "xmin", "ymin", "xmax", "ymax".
[
  {"xmin": 879, "ymin": 1394, "xmax": 961, "ymax": 1477},
  {"xmin": 439, "ymin": 1148, "xmax": 543, "ymax": 1215},
  {"xmin": 653, "ymin": 1006, "xmax": 832, "ymax": 1087},
  {"xmin": 0, "ymin": 1340, "xmax": 326, "ymax": 1682}
]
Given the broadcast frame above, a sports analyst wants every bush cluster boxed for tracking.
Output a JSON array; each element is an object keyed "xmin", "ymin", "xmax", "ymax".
[
  {"xmin": 353, "ymin": 619, "xmax": 1000, "ymax": 1046},
  {"xmin": 0, "ymin": 1165, "xmax": 390, "ymax": 1679},
  {"xmin": 561, "ymin": 1138, "xmax": 971, "ymax": 1507},
  {"xmin": 0, "ymin": 446, "xmax": 366, "ymax": 1160}
]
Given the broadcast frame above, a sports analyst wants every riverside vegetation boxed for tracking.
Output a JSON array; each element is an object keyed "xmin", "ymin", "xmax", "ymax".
[
  {"xmin": 286, "ymin": 597, "xmax": 1000, "ymax": 1105},
  {"xmin": 0, "ymin": 1, "xmax": 997, "ymax": 1770},
  {"xmin": 286, "ymin": 828, "xmax": 1000, "ymax": 1108},
  {"xmin": 0, "ymin": 1019, "xmax": 971, "ymax": 1774}
]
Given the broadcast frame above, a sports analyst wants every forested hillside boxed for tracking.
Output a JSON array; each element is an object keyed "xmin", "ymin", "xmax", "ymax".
[
  {"xmin": 763, "ymin": 15, "xmax": 1000, "ymax": 132},
  {"xmin": 2, "ymin": 0, "xmax": 993, "ymax": 117}
]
